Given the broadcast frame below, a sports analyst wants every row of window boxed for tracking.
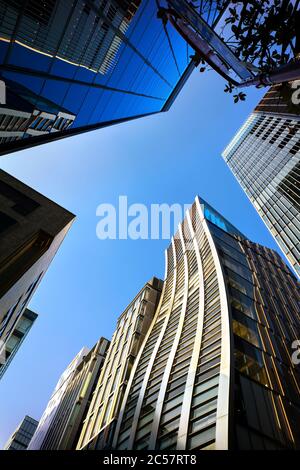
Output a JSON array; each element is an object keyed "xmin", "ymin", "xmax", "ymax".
[{"xmin": 186, "ymin": 226, "xmax": 221, "ymax": 450}]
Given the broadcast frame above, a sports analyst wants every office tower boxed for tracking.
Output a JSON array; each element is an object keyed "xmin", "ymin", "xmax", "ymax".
[
  {"xmin": 222, "ymin": 83, "xmax": 300, "ymax": 278},
  {"xmin": 110, "ymin": 196, "xmax": 300, "ymax": 450},
  {"xmin": 0, "ymin": 169, "xmax": 75, "ymax": 378},
  {"xmin": 0, "ymin": 308, "xmax": 37, "ymax": 379},
  {"xmin": 4, "ymin": 415, "xmax": 38, "ymax": 450},
  {"xmin": 77, "ymin": 277, "xmax": 163, "ymax": 450},
  {"xmin": 28, "ymin": 338, "xmax": 110, "ymax": 450},
  {"xmin": 0, "ymin": 0, "xmax": 226, "ymax": 155}
]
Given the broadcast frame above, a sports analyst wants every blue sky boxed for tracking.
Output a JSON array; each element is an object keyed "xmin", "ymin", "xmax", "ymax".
[{"xmin": 0, "ymin": 69, "xmax": 277, "ymax": 447}]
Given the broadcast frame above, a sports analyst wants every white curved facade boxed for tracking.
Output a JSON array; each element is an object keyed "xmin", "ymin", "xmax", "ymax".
[{"xmin": 113, "ymin": 197, "xmax": 234, "ymax": 450}]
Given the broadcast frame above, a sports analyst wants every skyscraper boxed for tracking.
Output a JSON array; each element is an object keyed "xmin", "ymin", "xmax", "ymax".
[
  {"xmin": 222, "ymin": 83, "xmax": 300, "ymax": 278},
  {"xmin": 77, "ymin": 277, "xmax": 163, "ymax": 450},
  {"xmin": 0, "ymin": 0, "xmax": 226, "ymax": 155},
  {"xmin": 108, "ymin": 196, "xmax": 300, "ymax": 450},
  {"xmin": 28, "ymin": 338, "xmax": 110, "ymax": 450},
  {"xmin": 4, "ymin": 415, "xmax": 38, "ymax": 450},
  {"xmin": 0, "ymin": 308, "xmax": 37, "ymax": 379},
  {"xmin": 0, "ymin": 169, "xmax": 75, "ymax": 378}
]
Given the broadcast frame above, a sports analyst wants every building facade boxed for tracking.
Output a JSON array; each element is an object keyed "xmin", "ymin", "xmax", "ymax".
[
  {"xmin": 0, "ymin": 0, "xmax": 226, "ymax": 155},
  {"xmin": 28, "ymin": 338, "xmax": 110, "ymax": 450},
  {"xmin": 0, "ymin": 169, "xmax": 75, "ymax": 378},
  {"xmin": 0, "ymin": 77, "xmax": 76, "ymax": 145},
  {"xmin": 77, "ymin": 277, "xmax": 163, "ymax": 450},
  {"xmin": 109, "ymin": 196, "xmax": 300, "ymax": 450},
  {"xmin": 4, "ymin": 415, "xmax": 38, "ymax": 450},
  {"xmin": 222, "ymin": 83, "xmax": 300, "ymax": 278},
  {"xmin": 0, "ymin": 308, "xmax": 37, "ymax": 379}
]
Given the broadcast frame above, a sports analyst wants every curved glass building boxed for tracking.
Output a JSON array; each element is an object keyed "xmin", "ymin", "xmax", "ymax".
[{"xmin": 110, "ymin": 196, "xmax": 300, "ymax": 450}]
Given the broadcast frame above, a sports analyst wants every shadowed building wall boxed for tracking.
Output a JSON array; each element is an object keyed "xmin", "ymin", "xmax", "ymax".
[{"xmin": 0, "ymin": 169, "xmax": 75, "ymax": 379}]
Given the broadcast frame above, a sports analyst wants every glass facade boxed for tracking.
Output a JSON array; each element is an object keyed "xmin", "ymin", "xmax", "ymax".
[
  {"xmin": 109, "ymin": 196, "xmax": 300, "ymax": 450},
  {"xmin": 222, "ymin": 84, "xmax": 300, "ymax": 278},
  {"xmin": 4, "ymin": 415, "xmax": 38, "ymax": 450},
  {"xmin": 209, "ymin": 220, "xmax": 300, "ymax": 449},
  {"xmin": 0, "ymin": 308, "xmax": 37, "ymax": 379},
  {"xmin": 0, "ymin": 0, "xmax": 224, "ymax": 155},
  {"xmin": 77, "ymin": 277, "xmax": 162, "ymax": 450}
]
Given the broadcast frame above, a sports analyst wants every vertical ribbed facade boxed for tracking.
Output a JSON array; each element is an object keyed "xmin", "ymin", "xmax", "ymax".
[
  {"xmin": 222, "ymin": 84, "xmax": 300, "ymax": 278},
  {"xmin": 77, "ymin": 278, "xmax": 163, "ymax": 450},
  {"xmin": 112, "ymin": 196, "xmax": 300, "ymax": 450},
  {"xmin": 113, "ymin": 197, "xmax": 234, "ymax": 450}
]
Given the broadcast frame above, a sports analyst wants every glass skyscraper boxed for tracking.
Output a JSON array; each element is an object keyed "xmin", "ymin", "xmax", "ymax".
[
  {"xmin": 222, "ymin": 83, "xmax": 300, "ymax": 278},
  {"xmin": 107, "ymin": 196, "xmax": 300, "ymax": 450},
  {"xmin": 0, "ymin": 0, "xmax": 225, "ymax": 155},
  {"xmin": 4, "ymin": 415, "xmax": 38, "ymax": 450},
  {"xmin": 0, "ymin": 308, "xmax": 37, "ymax": 380}
]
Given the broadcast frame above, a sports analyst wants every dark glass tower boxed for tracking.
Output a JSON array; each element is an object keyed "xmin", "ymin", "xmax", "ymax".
[
  {"xmin": 222, "ymin": 83, "xmax": 300, "ymax": 278},
  {"xmin": 0, "ymin": 0, "xmax": 225, "ymax": 155},
  {"xmin": 4, "ymin": 415, "xmax": 38, "ymax": 450},
  {"xmin": 108, "ymin": 196, "xmax": 300, "ymax": 450}
]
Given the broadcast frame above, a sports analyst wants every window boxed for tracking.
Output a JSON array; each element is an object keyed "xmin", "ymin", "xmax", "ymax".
[
  {"xmin": 226, "ymin": 268, "xmax": 255, "ymax": 298},
  {"xmin": 195, "ymin": 365, "xmax": 220, "ymax": 386},
  {"xmin": 0, "ymin": 231, "xmax": 52, "ymax": 297},
  {"xmin": 231, "ymin": 293, "xmax": 258, "ymax": 321},
  {"xmin": 135, "ymin": 420, "xmax": 153, "ymax": 441},
  {"xmin": 198, "ymin": 356, "xmax": 221, "ymax": 374},
  {"xmin": 193, "ymin": 375, "xmax": 219, "ymax": 396},
  {"xmin": 158, "ymin": 431, "xmax": 177, "ymax": 450},
  {"xmin": 160, "ymin": 404, "xmax": 182, "ymax": 425},
  {"xmin": 0, "ymin": 181, "xmax": 39, "ymax": 215},
  {"xmin": 234, "ymin": 337, "xmax": 269, "ymax": 387},
  {"xmin": 164, "ymin": 393, "xmax": 184, "ymax": 413},
  {"xmin": 188, "ymin": 424, "xmax": 216, "ymax": 450},
  {"xmin": 189, "ymin": 411, "xmax": 216, "ymax": 434},
  {"xmin": 232, "ymin": 309, "xmax": 261, "ymax": 348},
  {"xmin": 0, "ymin": 301, "xmax": 19, "ymax": 337},
  {"xmin": 158, "ymin": 416, "xmax": 180, "ymax": 438},
  {"xmin": 190, "ymin": 398, "xmax": 218, "ymax": 421},
  {"xmin": 165, "ymin": 383, "xmax": 186, "ymax": 401},
  {"xmin": 0, "ymin": 211, "xmax": 16, "ymax": 233},
  {"xmin": 192, "ymin": 385, "xmax": 219, "ymax": 408}
]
